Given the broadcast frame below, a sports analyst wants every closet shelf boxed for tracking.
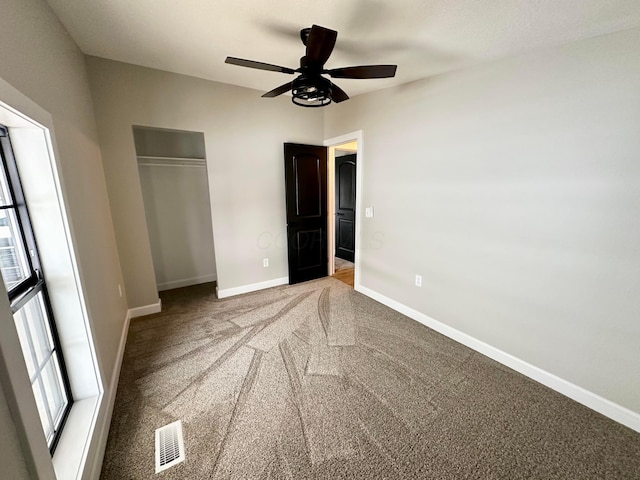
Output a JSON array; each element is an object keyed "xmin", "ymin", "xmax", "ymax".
[{"xmin": 136, "ymin": 155, "xmax": 206, "ymax": 161}]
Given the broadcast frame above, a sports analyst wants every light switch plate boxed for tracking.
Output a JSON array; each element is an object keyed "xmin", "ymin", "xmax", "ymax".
[{"xmin": 365, "ymin": 207, "xmax": 374, "ymax": 218}]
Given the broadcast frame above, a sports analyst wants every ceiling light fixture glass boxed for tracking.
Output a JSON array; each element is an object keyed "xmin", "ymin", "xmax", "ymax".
[{"xmin": 291, "ymin": 75, "xmax": 332, "ymax": 107}]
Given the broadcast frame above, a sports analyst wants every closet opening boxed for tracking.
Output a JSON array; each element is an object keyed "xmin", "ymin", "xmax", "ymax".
[{"xmin": 133, "ymin": 126, "xmax": 217, "ymax": 293}]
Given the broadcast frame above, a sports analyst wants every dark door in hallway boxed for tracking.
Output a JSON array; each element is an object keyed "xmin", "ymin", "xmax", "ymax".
[
  {"xmin": 284, "ymin": 143, "xmax": 328, "ymax": 284},
  {"xmin": 335, "ymin": 153, "xmax": 356, "ymax": 263}
]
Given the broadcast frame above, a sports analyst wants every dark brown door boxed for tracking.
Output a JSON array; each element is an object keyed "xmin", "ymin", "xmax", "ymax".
[
  {"xmin": 284, "ymin": 143, "xmax": 328, "ymax": 284},
  {"xmin": 335, "ymin": 153, "xmax": 356, "ymax": 263}
]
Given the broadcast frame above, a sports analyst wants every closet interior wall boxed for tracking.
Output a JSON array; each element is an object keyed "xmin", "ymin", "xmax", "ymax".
[{"xmin": 134, "ymin": 126, "xmax": 217, "ymax": 292}]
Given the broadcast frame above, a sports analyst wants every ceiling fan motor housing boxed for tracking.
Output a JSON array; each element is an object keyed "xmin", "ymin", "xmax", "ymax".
[{"xmin": 299, "ymin": 55, "xmax": 322, "ymax": 73}]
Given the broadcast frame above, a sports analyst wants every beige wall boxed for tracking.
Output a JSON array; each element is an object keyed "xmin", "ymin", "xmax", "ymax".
[
  {"xmin": 139, "ymin": 161, "xmax": 218, "ymax": 290},
  {"xmin": 0, "ymin": 0, "xmax": 127, "ymax": 476},
  {"xmin": 0, "ymin": 383, "xmax": 29, "ymax": 479},
  {"xmin": 86, "ymin": 57, "xmax": 324, "ymax": 307},
  {"xmin": 0, "ymin": 0, "xmax": 127, "ymax": 384},
  {"xmin": 325, "ymin": 27, "xmax": 640, "ymax": 413}
]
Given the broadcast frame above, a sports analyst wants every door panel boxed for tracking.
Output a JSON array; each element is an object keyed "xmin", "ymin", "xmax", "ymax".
[
  {"xmin": 335, "ymin": 154, "xmax": 356, "ymax": 262},
  {"xmin": 337, "ymin": 161, "xmax": 356, "ymax": 211},
  {"xmin": 337, "ymin": 217, "xmax": 354, "ymax": 252},
  {"xmin": 293, "ymin": 156, "xmax": 322, "ymax": 218},
  {"xmin": 292, "ymin": 227, "xmax": 324, "ymax": 269},
  {"xmin": 284, "ymin": 143, "xmax": 328, "ymax": 284}
]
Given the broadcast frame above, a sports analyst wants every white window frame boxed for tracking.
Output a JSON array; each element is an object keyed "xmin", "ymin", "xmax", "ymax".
[
  {"xmin": 0, "ymin": 125, "xmax": 74, "ymax": 452},
  {"xmin": 0, "ymin": 80, "xmax": 104, "ymax": 480}
]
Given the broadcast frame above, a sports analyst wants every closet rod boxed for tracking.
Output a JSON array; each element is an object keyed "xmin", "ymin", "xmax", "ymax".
[{"xmin": 137, "ymin": 155, "xmax": 206, "ymax": 161}]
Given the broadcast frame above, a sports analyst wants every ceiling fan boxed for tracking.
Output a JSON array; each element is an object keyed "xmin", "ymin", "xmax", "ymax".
[{"xmin": 225, "ymin": 24, "xmax": 397, "ymax": 107}]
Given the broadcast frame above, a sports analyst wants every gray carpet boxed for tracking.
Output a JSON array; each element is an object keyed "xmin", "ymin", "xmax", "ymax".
[{"xmin": 101, "ymin": 278, "xmax": 640, "ymax": 479}]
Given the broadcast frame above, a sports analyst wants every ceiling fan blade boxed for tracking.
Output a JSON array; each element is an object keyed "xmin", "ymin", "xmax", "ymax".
[
  {"xmin": 305, "ymin": 25, "xmax": 337, "ymax": 66},
  {"xmin": 262, "ymin": 82, "xmax": 294, "ymax": 98},
  {"xmin": 326, "ymin": 65, "xmax": 397, "ymax": 79},
  {"xmin": 225, "ymin": 57, "xmax": 296, "ymax": 74},
  {"xmin": 330, "ymin": 83, "xmax": 349, "ymax": 103}
]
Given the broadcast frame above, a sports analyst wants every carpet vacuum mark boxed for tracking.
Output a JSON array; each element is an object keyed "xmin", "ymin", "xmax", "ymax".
[{"xmin": 101, "ymin": 278, "xmax": 640, "ymax": 479}]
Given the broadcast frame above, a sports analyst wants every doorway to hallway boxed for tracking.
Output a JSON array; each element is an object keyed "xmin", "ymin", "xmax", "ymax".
[{"xmin": 325, "ymin": 131, "xmax": 362, "ymax": 290}]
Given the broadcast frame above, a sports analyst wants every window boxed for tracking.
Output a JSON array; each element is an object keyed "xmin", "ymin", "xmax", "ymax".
[{"xmin": 0, "ymin": 125, "xmax": 72, "ymax": 453}]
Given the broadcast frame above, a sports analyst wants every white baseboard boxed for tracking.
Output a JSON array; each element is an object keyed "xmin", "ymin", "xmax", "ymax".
[
  {"xmin": 86, "ymin": 310, "xmax": 131, "ymax": 479},
  {"xmin": 217, "ymin": 277, "xmax": 289, "ymax": 299},
  {"xmin": 157, "ymin": 274, "xmax": 217, "ymax": 291},
  {"xmin": 356, "ymin": 285, "xmax": 640, "ymax": 433},
  {"xmin": 128, "ymin": 299, "xmax": 162, "ymax": 318}
]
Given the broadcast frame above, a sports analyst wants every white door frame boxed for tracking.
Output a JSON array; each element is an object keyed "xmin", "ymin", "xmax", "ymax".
[{"xmin": 324, "ymin": 130, "xmax": 363, "ymax": 290}]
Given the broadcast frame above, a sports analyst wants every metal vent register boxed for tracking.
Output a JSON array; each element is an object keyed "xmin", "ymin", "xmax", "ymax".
[{"xmin": 155, "ymin": 420, "xmax": 185, "ymax": 473}]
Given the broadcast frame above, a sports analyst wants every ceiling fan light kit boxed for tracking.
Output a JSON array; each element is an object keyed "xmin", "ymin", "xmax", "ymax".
[
  {"xmin": 292, "ymin": 75, "xmax": 332, "ymax": 107},
  {"xmin": 225, "ymin": 24, "xmax": 397, "ymax": 107}
]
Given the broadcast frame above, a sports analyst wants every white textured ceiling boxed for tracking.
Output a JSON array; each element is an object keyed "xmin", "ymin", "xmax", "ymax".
[{"xmin": 46, "ymin": 0, "xmax": 640, "ymax": 98}]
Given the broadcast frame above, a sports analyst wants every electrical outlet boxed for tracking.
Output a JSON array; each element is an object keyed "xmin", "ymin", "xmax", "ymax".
[
  {"xmin": 263, "ymin": 258, "xmax": 269, "ymax": 267},
  {"xmin": 415, "ymin": 275, "xmax": 422, "ymax": 287}
]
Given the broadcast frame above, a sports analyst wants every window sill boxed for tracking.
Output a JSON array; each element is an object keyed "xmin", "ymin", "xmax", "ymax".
[{"xmin": 52, "ymin": 395, "xmax": 100, "ymax": 480}]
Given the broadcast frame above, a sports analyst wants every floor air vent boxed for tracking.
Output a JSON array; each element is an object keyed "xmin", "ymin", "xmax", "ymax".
[{"xmin": 155, "ymin": 420, "xmax": 185, "ymax": 473}]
